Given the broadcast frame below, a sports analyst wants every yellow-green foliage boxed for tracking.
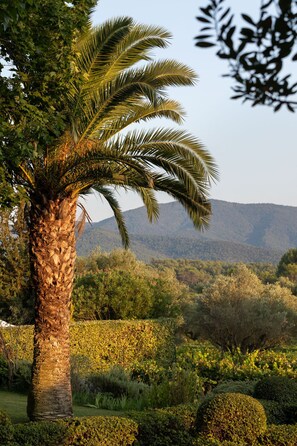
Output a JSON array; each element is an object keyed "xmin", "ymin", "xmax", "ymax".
[
  {"xmin": 13, "ymin": 416, "xmax": 138, "ymax": 446},
  {"xmin": 196, "ymin": 393, "xmax": 267, "ymax": 444},
  {"xmin": 259, "ymin": 424, "xmax": 297, "ymax": 446},
  {"xmin": 177, "ymin": 342, "xmax": 297, "ymax": 384},
  {"xmin": 0, "ymin": 319, "xmax": 176, "ymax": 374}
]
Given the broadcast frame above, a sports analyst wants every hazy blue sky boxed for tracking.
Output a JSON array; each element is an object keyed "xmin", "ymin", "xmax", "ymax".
[{"xmin": 84, "ymin": 0, "xmax": 297, "ymax": 222}]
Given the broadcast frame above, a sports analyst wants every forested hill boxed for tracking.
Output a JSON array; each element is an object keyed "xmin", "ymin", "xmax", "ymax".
[{"xmin": 76, "ymin": 200, "xmax": 297, "ymax": 263}]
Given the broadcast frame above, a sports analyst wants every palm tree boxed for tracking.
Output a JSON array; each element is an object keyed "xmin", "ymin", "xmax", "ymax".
[{"xmin": 18, "ymin": 17, "xmax": 218, "ymax": 420}]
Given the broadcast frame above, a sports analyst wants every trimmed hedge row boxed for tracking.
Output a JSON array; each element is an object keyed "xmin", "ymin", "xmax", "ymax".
[
  {"xmin": 0, "ymin": 319, "xmax": 176, "ymax": 374},
  {"xmin": 1, "ymin": 406, "xmax": 195, "ymax": 446},
  {"xmin": 12, "ymin": 416, "xmax": 138, "ymax": 446},
  {"xmin": 2, "ymin": 406, "xmax": 297, "ymax": 446}
]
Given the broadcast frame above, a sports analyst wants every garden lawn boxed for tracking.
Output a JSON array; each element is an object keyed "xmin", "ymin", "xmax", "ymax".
[{"xmin": 0, "ymin": 391, "xmax": 123, "ymax": 423}]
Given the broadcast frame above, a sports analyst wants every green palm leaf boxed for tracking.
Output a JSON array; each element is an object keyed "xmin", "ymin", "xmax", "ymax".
[{"xmin": 21, "ymin": 16, "xmax": 218, "ymax": 245}]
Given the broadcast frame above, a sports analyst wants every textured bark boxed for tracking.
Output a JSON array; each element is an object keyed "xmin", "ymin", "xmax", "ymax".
[{"xmin": 27, "ymin": 195, "xmax": 77, "ymax": 421}]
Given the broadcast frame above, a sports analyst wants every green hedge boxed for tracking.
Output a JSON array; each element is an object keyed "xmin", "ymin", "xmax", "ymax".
[
  {"xmin": 3, "ymin": 408, "xmax": 194, "ymax": 446},
  {"xmin": 0, "ymin": 319, "xmax": 176, "ymax": 374},
  {"xmin": 128, "ymin": 409, "xmax": 193, "ymax": 446},
  {"xmin": 12, "ymin": 416, "xmax": 138, "ymax": 446},
  {"xmin": 5, "ymin": 410, "xmax": 297, "ymax": 446},
  {"xmin": 258, "ymin": 424, "xmax": 297, "ymax": 446}
]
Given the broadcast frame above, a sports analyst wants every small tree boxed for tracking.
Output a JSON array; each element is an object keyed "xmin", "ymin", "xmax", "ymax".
[
  {"xmin": 72, "ymin": 249, "xmax": 189, "ymax": 320},
  {"xmin": 188, "ymin": 264, "xmax": 297, "ymax": 353},
  {"xmin": 277, "ymin": 248, "xmax": 297, "ymax": 281}
]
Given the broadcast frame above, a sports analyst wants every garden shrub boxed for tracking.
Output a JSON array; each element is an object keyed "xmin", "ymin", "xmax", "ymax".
[
  {"xmin": 253, "ymin": 376, "xmax": 297, "ymax": 404},
  {"xmin": 0, "ymin": 319, "xmax": 176, "ymax": 376},
  {"xmin": 13, "ymin": 421, "xmax": 67, "ymax": 446},
  {"xmin": 283, "ymin": 404, "xmax": 297, "ymax": 424},
  {"xmin": 13, "ymin": 416, "xmax": 138, "ymax": 446},
  {"xmin": 188, "ymin": 265, "xmax": 297, "ymax": 353},
  {"xmin": 258, "ymin": 399, "xmax": 289, "ymax": 425},
  {"xmin": 0, "ymin": 410, "xmax": 14, "ymax": 445},
  {"xmin": 211, "ymin": 379, "xmax": 257, "ymax": 396},
  {"xmin": 258, "ymin": 424, "xmax": 297, "ymax": 446},
  {"xmin": 196, "ymin": 392, "xmax": 267, "ymax": 444},
  {"xmin": 61, "ymin": 416, "xmax": 138, "ymax": 446},
  {"xmin": 176, "ymin": 342, "xmax": 297, "ymax": 385},
  {"xmin": 159, "ymin": 404, "xmax": 197, "ymax": 433},
  {"xmin": 87, "ymin": 366, "xmax": 149, "ymax": 398},
  {"xmin": 129, "ymin": 409, "xmax": 193, "ymax": 446}
]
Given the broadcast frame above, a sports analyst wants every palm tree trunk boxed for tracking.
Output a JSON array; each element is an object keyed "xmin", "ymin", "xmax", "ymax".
[{"xmin": 27, "ymin": 195, "xmax": 77, "ymax": 421}]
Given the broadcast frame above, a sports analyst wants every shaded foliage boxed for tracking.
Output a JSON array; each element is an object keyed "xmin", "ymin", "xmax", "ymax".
[{"xmin": 0, "ymin": 199, "xmax": 33, "ymax": 324}]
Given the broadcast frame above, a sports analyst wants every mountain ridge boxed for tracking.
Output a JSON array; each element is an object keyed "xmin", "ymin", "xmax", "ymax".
[{"xmin": 76, "ymin": 199, "xmax": 297, "ymax": 263}]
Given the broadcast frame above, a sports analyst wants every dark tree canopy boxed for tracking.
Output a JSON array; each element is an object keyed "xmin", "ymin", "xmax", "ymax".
[
  {"xmin": 195, "ymin": 0, "xmax": 297, "ymax": 111},
  {"xmin": 277, "ymin": 248, "xmax": 297, "ymax": 278},
  {"xmin": 0, "ymin": 0, "xmax": 97, "ymax": 168}
]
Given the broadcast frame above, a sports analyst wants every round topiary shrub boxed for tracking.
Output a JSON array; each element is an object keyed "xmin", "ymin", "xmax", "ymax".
[
  {"xmin": 253, "ymin": 376, "xmax": 297, "ymax": 404},
  {"xmin": 0, "ymin": 410, "xmax": 14, "ymax": 444},
  {"xmin": 196, "ymin": 392, "xmax": 267, "ymax": 444}
]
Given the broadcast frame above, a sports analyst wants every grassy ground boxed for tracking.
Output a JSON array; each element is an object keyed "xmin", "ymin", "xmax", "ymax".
[{"xmin": 0, "ymin": 390, "xmax": 123, "ymax": 423}]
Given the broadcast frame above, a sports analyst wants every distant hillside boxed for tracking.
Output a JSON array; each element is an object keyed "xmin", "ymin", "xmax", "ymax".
[{"xmin": 76, "ymin": 199, "xmax": 297, "ymax": 263}]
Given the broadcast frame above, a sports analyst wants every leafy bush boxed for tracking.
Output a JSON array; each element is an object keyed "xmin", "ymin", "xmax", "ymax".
[
  {"xmin": 0, "ymin": 410, "xmax": 14, "ymax": 445},
  {"xmin": 87, "ymin": 366, "xmax": 148, "ymax": 399},
  {"xmin": 177, "ymin": 342, "xmax": 297, "ymax": 388},
  {"xmin": 196, "ymin": 392, "xmax": 267, "ymax": 444},
  {"xmin": 73, "ymin": 250, "xmax": 188, "ymax": 320},
  {"xmin": 13, "ymin": 417, "xmax": 138, "ymax": 446},
  {"xmin": 61, "ymin": 417, "xmax": 138, "ymax": 446},
  {"xmin": 259, "ymin": 424, "xmax": 297, "ymax": 446},
  {"xmin": 211, "ymin": 379, "xmax": 257, "ymax": 396},
  {"xmin": 283, "ymin": 404, "xmax": 297, "ymax": 425},
  {"xmin": 76, "ymin": 363, "xmax": 201, "ymax": 411},
  {"xmin": 129, "ymin": 410, "xmax": 193, "ymax": 446},
  {"xmin": 259, "ymin": 400, "xmax": 289, "ymax": 425},
  {"xmin": 277, "ymin": 248, "xmax": 297, "ymax": 282},
  {"xmin": 13, "ymin": 421, "xmax": 67, "ymax": 446},
  {"xmin": 188, "ymin": 265, "xmax": 297, "ymax": 353},
  {"xmin": 253, "ymin": 376, "xmax": 297, "ymax": 404},
  {"xmin": 72, "ymin": 270, "xmax": 155, "ymax": 320},
  {"xmin": 159, "ymin": 404, "xmax": 197, "ymax": 434},
  {"xmin": 146, "ymin": 365, "xmax": 202, "ymax": 409}
]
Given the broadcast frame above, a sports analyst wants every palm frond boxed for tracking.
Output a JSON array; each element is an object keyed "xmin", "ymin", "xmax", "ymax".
[
  {"xmin": 91, "ymin": 185, "xmax": 129, "ymax": 248},
  {"xmin": 104, "ymin": 127, "xmax": 219, "ymax": 182},
  {"xmin": 91, "ymin": 99, "xmax": 185, "ymax": 142},
  {"xmin": 149, "ymin": 173, "xmax": 212, "ymax": 229},
  {"xmin": 76, "ymin": 77, "xmax": 162, "ymax": 143},
  {"xmin": 134, "ymin": 187, "xmax": 159, "ymax": 223},
  {"xmin": 76, "ymin": 202, "xmax": 92, "ymax": 236}
]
